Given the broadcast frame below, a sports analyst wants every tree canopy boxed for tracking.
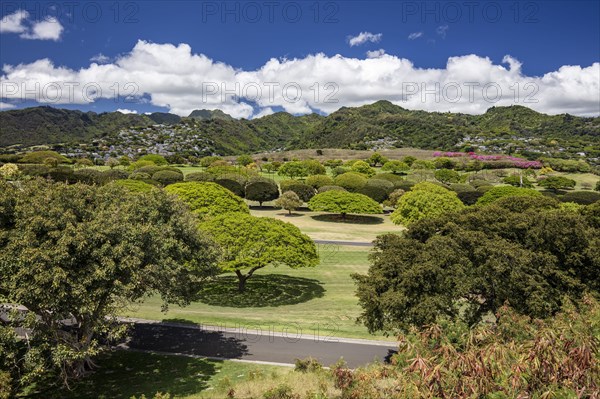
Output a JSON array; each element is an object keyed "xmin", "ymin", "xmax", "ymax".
[
  {"xmin": 200, "ymin": 213, "xmax": 318, "ymax": 291},
  {"xmin": 476, "ymin": 185, "xmax": 543, "ymax": 206},
  {"xmin": 0, "ymin": 180, "xmax": 219, "ymax": 392},
  {"xmin": 538, "ymin": 176, "xmax": 577, "ymax": 192},
  {"xmin": 307, "ymin": 190, "xmax": 382, "ymax": 218},
  {"xmin": 164, "ymin": 182, "xmax": 249, "ymax": 216},
  {"xmin": 245, "ymin": 180, "xmax": 279, "ymax": 207},
  {"xmin": 354, "ymin": 199, "xmax": 600, "ymax": 333},
  {"xmin": 390, "ymin": 182, "xmax": 465, "ymax": 225}
]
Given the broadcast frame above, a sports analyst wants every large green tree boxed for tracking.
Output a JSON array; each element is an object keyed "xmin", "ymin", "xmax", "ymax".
[
  {"xmin": 308, "ymin": 191, "xmax": 382, "ymax": 219},
  {"xmin": 476, "ymin": 185, "xmax": 542, "ymax": 206},
  {"xmin": 245, "ymin": 180, "xmax": 279, "ymax": 207},
  {"xmin": 538, "ymin": 176, "xmax": 577, "ymax": 192},
  {"xmin": 353, "ymin": 199, "xmax": 600, "ymax": 333},
  {"xmin": 390, "ymin": 182, "xmax": 465, "ymax": 225},
  {"xmin": 0, "ymin": 180, "xmax": 219, "ymax": 393},
  {"xmin": 165, "ymin": 182, "xmax": 249, "ymax": 216},
  {"xmin": 200, "ymin": 213, "xmax": 318, "ymax": 292}
]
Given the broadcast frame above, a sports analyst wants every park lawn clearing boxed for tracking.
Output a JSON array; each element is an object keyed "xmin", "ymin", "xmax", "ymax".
[
  {"xmin": 30, "ymin": 350, "xmax": 290, "ymax": 399},
  {"xmin": 122, "ymin": 246, "xmax": 394, "ymax": 341},
  {"xmin": 249, "ymin": 207, "xmax": 402, "ymax": 242}
]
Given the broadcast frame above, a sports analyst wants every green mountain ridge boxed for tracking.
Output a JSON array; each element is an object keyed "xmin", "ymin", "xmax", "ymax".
[{"xmin": 1, "ymin": 103, "xmax": 598, "ymax": 158}]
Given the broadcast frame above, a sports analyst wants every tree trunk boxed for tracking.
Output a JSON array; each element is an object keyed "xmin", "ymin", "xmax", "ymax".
[
  {"xmin": 341, "ymin": 213, "xmax": 346, "ymax": 220},
  {"xmin": 288, "ymin": 209, "xmax": 292, "ymax": 215},
  {"xmin": 259, "ymin": 201, "xmax": 263, "ymax": 208},
  {"xmin": 235, "ymin": 270, "xmax": 248, "ymax": 292},
  {"xmin": 235, "ymin": 266, "xmax": 263, "ymax": 293}
]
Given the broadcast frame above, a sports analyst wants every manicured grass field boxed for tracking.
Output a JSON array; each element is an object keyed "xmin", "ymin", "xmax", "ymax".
[
  {"xmin": 249, "ymin": 206, "xmax": 401, "ymax": 242},
  {"xmin": 32, "ymin": 350, "xmax": 290, "ymax": 399},
  {"xmin": 122, "ymin": 246, "xmax": 393, "ymax": 341}
]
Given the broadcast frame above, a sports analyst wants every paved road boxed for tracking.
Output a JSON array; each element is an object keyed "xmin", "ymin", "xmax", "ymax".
[
  {"xmin": 120, "ymin": 319, "xmax": 397, "ymax": 368},
  {"xmin": 313, "ymin": 239, "xmax": 373, "ymax": 247}
]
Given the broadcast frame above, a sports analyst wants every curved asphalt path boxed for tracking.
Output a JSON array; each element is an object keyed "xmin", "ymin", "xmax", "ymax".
[{"xmin": 119, "ymin": 318, "xmax": 397, "ymax": 368}]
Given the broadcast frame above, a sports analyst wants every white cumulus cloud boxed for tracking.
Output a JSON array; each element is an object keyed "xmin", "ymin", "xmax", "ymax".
[
  {"xmin": 366, "ymin": 49, "xmax": 386, "ymax": 59},
  {"xmin": 1, "ymin": 10, "xmax": 64, "ymax": 40},
  {"xmin": 348, "ymin": 32, "xmax": 382, "ymax": 47},
  {"xmin": 0, "ymin": 10, "xmax": 29, "ymax": 33},
  {"xmin": 20, "ymin": 17, "xmax": 63, "ymax": 41},
  {"xmin": 0, "ymin": 41, "xmax": 598, "ymax": 118},
  {"xmin": 90, "ymin": 54, "xmax": 111, "ymax": 64},
  {"xmin": 116, "ymin": 108, "xmax": 137, "ymax": 114}
]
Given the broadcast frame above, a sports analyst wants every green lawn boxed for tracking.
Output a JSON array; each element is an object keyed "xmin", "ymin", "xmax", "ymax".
[
  {"xmin": 31, "ymin": 350, "xmax": 289, "ymax": 399},
  {"xmin": 122, "ymin": 246, "xmax": 393, "ymax": 341},
  {"xmin": 249, "ymin": 207, "xmax": 401, "ymax": 242}
]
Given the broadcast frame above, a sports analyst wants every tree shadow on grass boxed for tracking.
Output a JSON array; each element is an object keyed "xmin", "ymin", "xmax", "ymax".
[
  {"xmin": 195, "ymin": 274, "xmax": 325, "ymax": 307},
  {"xmin": 34, "ymin": 350, "xmax": 222, "ymax": 399},
  {"xmin": 311, "ymin": 214, "xmax": 384, "ymax": 224}
]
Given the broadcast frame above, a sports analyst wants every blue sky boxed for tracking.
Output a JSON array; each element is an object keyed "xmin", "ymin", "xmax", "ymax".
[{"xmin": 1, "ymin": 1, "xmax": 599, "ymax": 117}]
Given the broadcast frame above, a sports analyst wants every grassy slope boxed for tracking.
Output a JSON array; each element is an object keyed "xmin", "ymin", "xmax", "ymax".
[
  {"xmin": 33, "ymin": 350, "xmax": 290, "ymax": 399},
  {"xmin": 123, "ymin": 246, "xmax": 392, "ymax": 340}
]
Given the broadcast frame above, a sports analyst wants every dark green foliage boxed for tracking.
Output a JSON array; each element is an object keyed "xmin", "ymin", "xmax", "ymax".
[
  {"xmin": 46, "ymin": 166, "xmax": 75, "ymax": 183},
  {"xmin": 236, "ymin": 154, "xmax": 253, "ymax": 166},
  {"xmin": 135, "ymin": 165, "xmax": 164, "ymax": 175},
  {"xmin": 317, "ymin": 185, "xmax": 347, "ymax": 193},
  {"xmin": 457, "ymin": 190, "xmax": 485, "ymax": 205},
  {"xmin": 434, "ymin": 169, "xmax": 461, "ymax": 184},
  {"xmin": 381, "ymin": 160, "xmax": 409, "ymax": 174},
  {"xmin": 493, "ymin": 195, "xmax": 561, "ymax": 212},
  {"xmin": 245, "ymin": 180, "xmax": 279, "ymax": 206},
  {"xmin": 277, "ymin": 161, "xmax": 308, "ymax": 179},
  {"xmin": 331, "ymin": 166, "xmax": 349, "ymax": 177},
  {"xmin": 469, "ymin": 179, "xmax": 491, "ymax": 188},
  {"xmin": 448, "ymin": 183, "xmax": 475, "ymax": 193},
  {"xmin": 358, "ymin": 185, "xmax": 389, "ymax": 203},
  {"xmin": 2, "ymin": 104, "xmax": 598, "ymax": 160},
  {"xmin": 305, "ymin": 174, "xmax": 334, "ymax": 189},
  {"xmin": 367, "ymin": 152, "xmax": 388, "ymax": 167},
  {"xmin": 354, "ymin": 201, "xmax": 600, "ymax": 332},
  {"xmin": 18, "ymin": 164, "xmax": 50, "ymax": 177},
  {"xmin": 559, "ymin": 191, "xmax": 600, "ymax": 205},
  {"xmin": 351, "ymin": 160, "xmax": 376, "ymax": 177},
  {"xmin": 433, "ymin": 157, "xmax": 457, "ymax": 169},
  {"xmin": 503, "ymin": 174, "xmax": 534, "ymax": 188},
  {"xmin": 199, "ymin": 156, "xmax": 223, "ymax": 168},
  {"xmin": 185, "ymin": 172, "xmax": 215, "ymax": 182},
  {"xmin": 73, "ymin": 168, "xmax": 105, "ymax": 185},
  {"xmin": 308, "ymin": 191, "xmax": 382, "ymax": 217},
  {"xmin": 102, "ymin": 169, "xmax": 129, "ymax": 181},
  {"xmin": 19, "ymin": 150, "xmax": 68, "ymax": 164},
  {"xmin": 476, "ymin": 186, "xmax": 542, "ymax": 206},
  {"xmin": 152, "ymin": 170, "xmax": 184, "ymax": 186},
  {"xmin": 0, "ymin": 180, "xmax": 218, "ymax": 392},
  {"xmin": 130, "ymin": 171, "xmax": 152, "ymax": 180},
  {"xmin": 0, "ymin": 106, "xmax": 154, "ymax": 147},
  {"xmin": 334, "ymin": 172, "xmax": 368, "ymax": 192},
  {"xmin": 279, "ymin": 182, "xmax": 316, "ymax": 202},
  {"xmin": 372, "ymin": 173, "xmax": 405, "ymax": 188},
  {"xmin": 301, "ymin": 159, "xmax": 326, "ymax": 176},
  {"xmin": 214, "ymin": 176, "xmax": 246, "ymax": 197},
  {"xmin": 538, "ymin": 176, "xmax": 577, "ymax": 192}
]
